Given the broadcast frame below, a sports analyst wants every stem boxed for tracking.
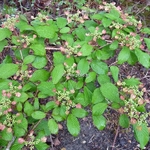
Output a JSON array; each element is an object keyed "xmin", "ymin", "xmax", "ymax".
[
  {"xmin": 111, "ymin": 125, "xmax": 119, "ymax": 150},
  {"xmin": 19, "ymin": 50, "xmax": 23, "ymax": 60},
  {"xmin": 6, "ymin": 136, "xmax": 16, "ymax": 150}
]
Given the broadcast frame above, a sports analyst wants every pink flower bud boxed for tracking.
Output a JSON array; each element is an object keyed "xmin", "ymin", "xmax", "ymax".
[
  {"xmin": 18, "ymin": 85, "xmax": 22, "ymax": 90},
  {"xmin": 15, "ymin": 92, "xmax": 21, "ymax": 97},
  {"xmin": 7, "ymin": 128, "xmax": 12, "ymax": 133},
  {"xmin": 11, "ymin": 101, "xmax": 17, "ymax": 105},
  {"xmin": 120, "ymin": 95, "xmax": 125, "ymax": 100},
  {"xmin": 18, "ymin": 138, "xmax": 25, "ymax": 144},
  {"xmin": 77, "ymin": 52, "xmax": 82, "ymax": 56},
  {"xmin": 41, "ymin": 137, "xmax": 47, "ymax": 142},
  {"xmin": 0, "ymin": 123, "xmax": 5, "ymax": 131},
  {"xmin": 70, "ymin": 89, "xmax": 75, "ymax": 94},
  {"xmin": 102, "ymin": 29, "xmax": 106, "ymax": 34},
  {"xmin": 76, "ymin": 103, "xmax": 82, "ymax": 108}
]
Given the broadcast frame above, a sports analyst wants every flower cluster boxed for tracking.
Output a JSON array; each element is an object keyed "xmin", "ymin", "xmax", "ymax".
[
  {"xmin": 114, "ymin": 31, "xmax": 141, "ymax": 50},
  {"xmin": 18, "ymin": 132, "xmax": 47, "ymax": 150},
  {"xmin": 117, "ymin": 80, "xmax": 149, "ymax": 126},
  {"xmin": 64, "ymin": 63, "xmax": 80, "ymax": 80},
  {"xmin": 14, "ymin": 69, "xmax": 32, "ymax": 81},
  {"xmin": 86, "ymin": 27, "xmax": 106, "ymax": 41},
  {"xmin": 17, "ymin": 34, "xmax": 36, "ymax": 48},
  {"xmin": 1, "ymin": 15, "xmax": 19, "ymax": 31},
  {"xmin": 31, "ymin": 13, "xmax": 49, "ymax": 22},
  {"xmin": 60, "ymin": 42, "xmax": 82, "ymax": 57},
  {"xmin": 64, "ymin": 10, "xmax": 88, "ymax": 23},
  {"xmin": 55, "ymin": 88, "xmax": 76, "ymax": 114},
  {"xmin": 99, "ymin": 2, "xmax": 142, "ymax": 29}
]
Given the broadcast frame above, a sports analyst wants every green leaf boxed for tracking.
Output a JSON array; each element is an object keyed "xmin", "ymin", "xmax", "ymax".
[
  {"xmin": 0, "ymin": 63, "xmax": 18, "ymax": 79},
  {"xmin": 32, "ymin": 111, "xmax": 46, "ymax": 120},
  {"xmin": 0, "ymin": 40, "xmax": 8, "ymax": 52},
  {"xmin": 48, "ymin": 118, "xmax": 58, "ymax": 134},
  {"xmin": 13, "ymin": 126, "xmax": 26, "ymax": 137},
  {"xmin": 0, "ymin": 28, "xmax": 11, "ymax": 41},
  {"xmin": 11, "ymin": 142, "xmax": 24, "ymax": 150},
  {"xmin": 144, "ymin": 38, "xmax": 150, "ymax": 50},
  {"xmin": 124, "ymin": 78, "xmax": 140, "ymax": 86},
  {"xmin": 97, "ymin": 74, "xmax": 110, "ymax": 85},
  {"xmin": 24, "ymin": 101, "xmax": 34, "ymax": 116},
  {"xmin": 109, "ymin": 40, "xmax": 118, "ymax": 50},
  {"xmin": 32, "ymin": 56, "xmax": 47, "ymax": 69},
  {"xmin": 85, "ymin": 72, "xmax": 97, "ymax": 83},
  {"xmin": 53, "ymin": 52, "xmax": 65, "ymax": 65},
  {"xmin": 30, "ymin": 69, "xmax": 50, "ymax": 82},
  {"xmin": 60, "ymin": 27, "xmax": 70, "ymax": 33},
  {"xmin": 133, "ymin": 123, "xmax": 149, "ymax": 149},
  {"xmin": 92, "ymin": 103, "xmax": 107, "ymax": 115},
  {"xmin": 45, "ymin": 101, "xmax": 56, "ymax": 112},
  {"xmin": 23, "ymin": 55, "xmax": 35, "ymax": 64},
  {"xmin": 91, "ymin": 60, "xmax": 108, "ymax": 74},
  {"xmin": 84, "ymin": 86, "xmax": 92, "ymax": 106},
  {"xmin": 37, "ymin": 81, "xmax": 55, "ymax": 96},
  {"xmin": 91, "ymin": 13, "xmax": 104, "ymax": 20},
  {"xmin": 57, "ymin": 17, "xmax": 67, "ymax": 28},
  {"xmin": 67, "ymin": 114, "xmax": 80, "ymax": 136},
  {"xmin": 135, "ymin": 48, "xmax": 150, "ymax": 68},
  {"xmin": 71, "ymin": 108, "xmax": 88, "ymax": 118},
  {"xmin": 141, "ymin": 28, "xmax": 150, "ymax": 35},
  {"xmin": 51, "ymin": 64, "xmax": 64, "ymax": 84},
  {"xmin": 119, "ymin": 114, "xmax": 130, "ymax": 128},
  {"xmin": 102, "ymin": 17, "xmax": 112, "ymax": 27},
  {"xmin": 75, "ymin": 28, "xmax": 86, "ymax": 40},
  {"xmin": 77, "ymin": 58, "xmax": 89, "ymax": 76},
  {"xmin": 93, "ymin": 115, "xmax": 106, "ymax": 130},
  {"xmin": 34, "ymin": 98, "xmax": 40, "ymax": 110},
  {"xmin": 30, "ymin": 43, "xmax": 46, "ymax": 56},
  {"xmin": 16, "ymin": 20, "xmax": 34, "ymax": 32},
  {"xmin": 14, "ymin": 92, "xmax": 28, "ymax": 103},
  {"xmin": 35, "ymin": 25, "xmax": 55, "ymax": 39},
  {"xmin": 92, "ymin": 88, "xmax": 105, "ymax": 104},
  {"xmin": 110, "ymin": 66, "xmax": 119, "ymax": 82},
  {"xmin": 1, "ymin": 129, "xmax": 13, "ymax": 141},
  {"xmin": 80, "ymin": 43, "xmax": 93, "ymax": 56},
  {"xmin": 117, "ymin": 47, "xmax": 130, "ymax": 64},
  {"xmin": 35, "ymin": 142, "xmax": 49, "ymax": 150},
  {"xmin": 100, "ymin": 83, "xmax": 120, "ymax": 102}
]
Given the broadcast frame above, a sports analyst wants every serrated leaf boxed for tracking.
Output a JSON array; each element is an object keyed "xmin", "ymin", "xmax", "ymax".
[
  {"xmin": 144, "ymin": 38, "xmax": 150, "ymax": 50},
  {"xmin": 0, "ymin": 40, "xmax": 8, "ymax": 52},
  {"xmin": 85, "ymin": 72, "xmax": 96, "ymax": 83},
  {"xmin": 14, "ymin": 92, "xmax": 28, "ymax": 103},
  {"xmin": 32, "ymin": 111, "xmax": 46, "ymax": 119},
  {"xmin": 84, "ymin": 86, "xmax": 92, "ymax": 106},
  {"xmin": 53, "ymin": 52, "xmax": 65, "ymax": 65},
  {"xmin": 0, "ymin": 28, "xmax": 11, "ymax": 41},
  {"xmin": 51, "ymin": 64, "xmax": 64, "ymax": 84},
  {"xmin": 48, "ymin": 118, "xmax": 58, "ymax": 134},
  {"xmin": 102, "ymin": 17, "xmax": 112, "ymax": 27},
  {"xmin": 35, "ymin": 25, "xmax": 55, "ymax": 39},
  {"xmin": 71, "ymin": 108, "xmax": 88, "ymax": 118},
  {"xmin": 37, "ymin": 81, "xmax": 55, "ymax": 96},
  {"xmin": 92, "ymin": 103, "xmax": 107, "ymax": 115},
  {"xmin": 119, "ymin": 114, "xmax": 130, "ymax": 128},
  {"xmin": 57, "ymin": 17, "xmax": 67, "ymax": 28},
  {"xmin": 133, "ymin": 123, "xmax": 149, "ymax": 149},
  {"xmin": 24, "ymin": 101, "xmax": 34, "ymax": 116},
  {"xmin": 100, "ymin": 83, "xmax": 120, "ymax": 102},
  {"xmin": 75, "ymin": 28, "xmax": 86, "ymax": 41},
  {"xmin": 110, "ymin": 66, "xmax": 119, "ymax": 82},
  {"xmin": 80, "ymin": 43, "xmax": 93, "ymax": 56},
  {"xmin": 97, "ymin": 74, "xmax": 110, "ymax": 85},
  {"xmin": 109, "ymin": 40, "xmax": 119, "ymax": 50},
  {"xmin": 93, "ymin": 115, "xmax": 106, "ymax": 130},
  {"xmin": 91, "ymin": 60, "xmax": 108, "ymax": 74},
  {"xmin": 23, "ymin": 55, "xmax": 35, "ymax": 64},
  {"xmin": 67, "ymin": 114, "xmax": 80, "ymax": 136},
  {"xmin": 0, "ymin": 63, "xmax": 18, "ymax": 79},
  {"xmin": 92, "ymin": 88, "xmax": 105, "ymax": 104},
  {"xmin": 32, "ymin": 56, "xmax": 47, "ymax": 69},
  {"xmin": 60, "ymin": 27, "xmax": 70, "ymax": 33},
  {"xmin": 30, "ymin": 43, "xmax": 46, "ymax": 56},
  {"xmin": 124, "ymin": 78, "xmax": 140, "ymax": 86},
  {"xmin": 30, "ymin": 69, "xmax": 50, "ymax": 82},
  {"xmin": 77, "ymin": 58, "xmax": 89, "ymax": 76},
  {"xmin": 135, "ymin": 48, "xmax": 150, "ymax": 68},
  {"xmin": 118, "ymin": 47, "xmax": 130, "ymax": 64}
]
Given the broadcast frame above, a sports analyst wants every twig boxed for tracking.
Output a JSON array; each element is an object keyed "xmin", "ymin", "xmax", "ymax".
[
  {"xmin": 50, "ymin": 134, "xmax": 54, "ymax": 150},
  {"xmin": 111, "ymin": 125, "xmax": 119, "ymax": 150},
  {"xmin": 6, "ymin": 136, "xmax": 16, "ymax": 150}
]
